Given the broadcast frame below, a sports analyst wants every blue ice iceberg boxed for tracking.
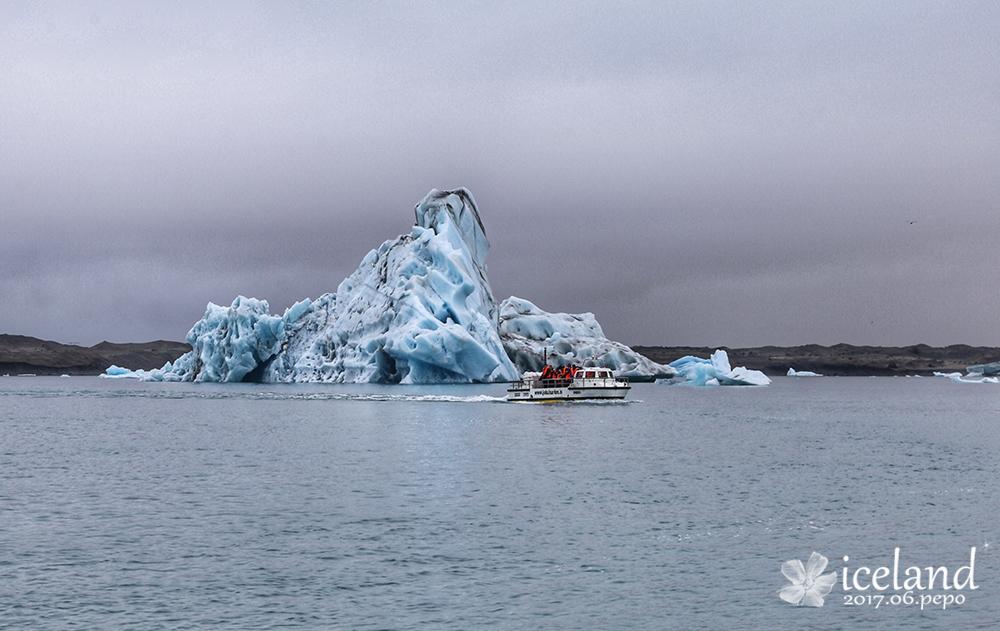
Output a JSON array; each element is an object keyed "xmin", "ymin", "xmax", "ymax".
[
  {"xmin": 100, "ymin": 364, "xmax": 143, "ymax": 379},
  {"xmin": 662, "ymin": 350, "xmax": 770, "ymax": 386},
  {"xmin": 114, "ymin": 188, "xmax": 674, "ymax": 384}
]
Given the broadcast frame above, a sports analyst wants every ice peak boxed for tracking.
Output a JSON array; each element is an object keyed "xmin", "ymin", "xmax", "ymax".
[{"xmin": 414, "ymin": 188, "xmax": 489, "ymax": 269}]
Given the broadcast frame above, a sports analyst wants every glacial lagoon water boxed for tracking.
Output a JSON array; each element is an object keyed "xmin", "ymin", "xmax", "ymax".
[{"xmin": 1, "ymin": 376, "xmax": 998, "ymax": 630}]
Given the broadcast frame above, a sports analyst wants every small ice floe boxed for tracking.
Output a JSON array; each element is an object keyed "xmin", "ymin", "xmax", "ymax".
[
  {"xmin": 660, "ymin": 350, "xmax": 770, "ymax": 386},
  {"xmin": 934, "ymin": 371, "xmax": 1000, "ymax": 384},
  {"xmin": 787, "ymin": 368, "xmax": 823, "ymax": 377},
  {"xmin": 59, "ymin": 374, "xmax": 71, "ymax": 378},
  {"xmin": 100, "ymin": 365, "xmax": 144, "ymax": 379}
]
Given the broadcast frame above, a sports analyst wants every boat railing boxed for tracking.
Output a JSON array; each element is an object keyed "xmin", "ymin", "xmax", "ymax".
[
  {"xmin": 531, "ymin": 377, "xmax": 573, "ymax": 389},
  {"xmin": 532, "ymin": 376, "xmax": 631, "ymax": 389}
]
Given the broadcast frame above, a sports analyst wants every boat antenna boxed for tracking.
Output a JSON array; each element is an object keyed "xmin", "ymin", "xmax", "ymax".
[{"xmin": 543, "ymin": 347, "xmax": 547, "ymax": 368}]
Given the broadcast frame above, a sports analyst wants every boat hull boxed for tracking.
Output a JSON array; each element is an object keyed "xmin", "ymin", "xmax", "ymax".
[{"xmin": 506, "ymin": 385, "xmax": 630, "ymax": 402}]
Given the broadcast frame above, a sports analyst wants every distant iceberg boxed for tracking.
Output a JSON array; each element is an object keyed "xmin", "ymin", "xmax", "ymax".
[
  {"xmin": 787, "ymin": 368, "xmax": 823, "ymax": 377},
  {"xmin": 934, "ymin": 371, "xmax": 1000, "ymax": 384},
  {"xmin": 661, "ymin": 350, "xmax": 770, "ymax": 386},
  {"xmin": 100, "ymin": 364, "xmax": 144, "ymax": 379},
  {"xmin": 966, "ymin": 361, "xmax": 1000, "ymax": 376},
  {"xmin": 119, "ymin": 188, "xmax": 669, "ymax": 384},
  {"xmin": 933, "ymin": 357, "xmax": 1000, "ymax": 383}
]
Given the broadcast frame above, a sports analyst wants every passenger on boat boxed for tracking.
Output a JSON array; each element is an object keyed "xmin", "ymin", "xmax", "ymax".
[{"xmin": 540, "ymin": 365, "xmax": 577, "ymax": 384}]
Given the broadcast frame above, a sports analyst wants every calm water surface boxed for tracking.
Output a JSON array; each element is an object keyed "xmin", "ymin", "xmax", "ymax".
[{"xmin": 1, "ymin": 376, "xmax": 998, "ymax": 629}]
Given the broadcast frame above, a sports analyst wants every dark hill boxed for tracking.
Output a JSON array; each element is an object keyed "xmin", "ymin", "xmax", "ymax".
[
  {"xmin": 4, "ymin": 334, "xmax": 997, "ymax": 378},
  {"xmin": 0, "ymin": 334, "xmax": 190, "ymax": 376}
]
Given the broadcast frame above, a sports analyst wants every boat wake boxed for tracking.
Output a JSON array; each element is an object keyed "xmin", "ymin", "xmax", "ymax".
[
  {"xmin": 251, "ymin": 392, "xmax": 509, "ymax": 403},
  {"xmin": 1, "ymin": 388, "xmax": 509, "ymax": 403},
  {"xmin": 508, "ymin": 398, "xmax": 639, "ymax": 405}
]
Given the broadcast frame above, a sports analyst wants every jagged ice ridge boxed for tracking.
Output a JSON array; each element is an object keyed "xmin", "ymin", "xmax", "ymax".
[{"xmin": 498, "ymin": 297, "xmax": 675, "ymax": 381}]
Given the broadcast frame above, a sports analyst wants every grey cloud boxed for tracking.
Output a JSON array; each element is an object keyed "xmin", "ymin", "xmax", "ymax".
[{"xmin": 2, "ymin": 2, "xmax": 998, "ymax": 346}]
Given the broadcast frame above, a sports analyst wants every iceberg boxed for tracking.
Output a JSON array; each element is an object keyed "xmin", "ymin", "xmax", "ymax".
[
  {"xmin": 967, "ymin": 361, "xmax": 1000, "ymax": 376},
  {"xmin": 113, "ymin": 188, "xmax": 675, "ymax": 385},
  {"xmin": 787, "ymin": 368, "xmax": 823, "ymax": 377},
  {"xmin": 497, "ymin": 296, "xmax": 676, "ymax": 381},
  {"xmin": 662, "ymin": 350, "xmax": 771, "ymax": 386}
]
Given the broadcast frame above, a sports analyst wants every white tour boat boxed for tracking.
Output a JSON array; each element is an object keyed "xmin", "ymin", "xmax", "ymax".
[{"xmin": 507, "ymin": 366, "xmax": 631, "ymax": 402}]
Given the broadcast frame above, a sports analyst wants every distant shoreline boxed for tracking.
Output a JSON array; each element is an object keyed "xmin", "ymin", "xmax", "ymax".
[
  {"xmin": 3, "ymin": 333, "xmax": 998, "ymax": 377},
  {"xmin": 0, "ymin": 334, "xmax": 190, "ymax": 376},
  {"xmin": 632, "ymin": 344, "xmax": 1000, "ymax": 377}
]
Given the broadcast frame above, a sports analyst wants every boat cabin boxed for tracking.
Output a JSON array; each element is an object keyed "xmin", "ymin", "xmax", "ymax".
[{"xmin": 507, "ymin": 365, "xmax": 631, "ymax": 401}]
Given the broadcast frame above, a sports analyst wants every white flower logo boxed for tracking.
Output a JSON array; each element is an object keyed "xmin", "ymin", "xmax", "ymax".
[{"xmin": 779, "ymin": 551, "xmax": 837, "ymax": 607}]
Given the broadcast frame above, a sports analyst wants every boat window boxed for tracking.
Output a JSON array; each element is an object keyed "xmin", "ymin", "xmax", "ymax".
[
  {"xmin": 600, "ymin": 371, "xmax": 609, "ymax": 378},
  {"xmin": 585, "ymin": 371, "xmax": 595, "ymax": 378}
]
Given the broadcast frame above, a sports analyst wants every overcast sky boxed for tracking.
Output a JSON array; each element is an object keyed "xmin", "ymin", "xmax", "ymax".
[{"xmin": 2, "ymin": 1, "xmax": 998, "ymax": 348}]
